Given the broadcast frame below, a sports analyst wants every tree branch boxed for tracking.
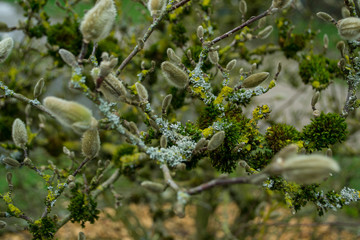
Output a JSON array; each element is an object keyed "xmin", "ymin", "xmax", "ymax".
[
  {"xmin": 115, "ymin": 0, "xmax": 191, "ymax": 76},
  {"xmin": 210, "ymin": 10, "xmax": 270, "ymax": 46}
]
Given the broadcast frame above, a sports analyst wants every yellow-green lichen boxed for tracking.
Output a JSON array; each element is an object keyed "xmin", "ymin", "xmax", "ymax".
[
  {"xmin": 202, "ymin": 127, "xmax": 214, "ymax": 138},
  {"xmin": 8, "ymin": 204, "xmax": 22, "ymax": 217},
  {"xmin": 213, "ymin": 86, "xmax": 233, "ymax": 105}
]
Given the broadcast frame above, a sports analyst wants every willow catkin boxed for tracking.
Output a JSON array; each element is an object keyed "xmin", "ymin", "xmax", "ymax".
[
  {"xmin": 12, "ymin": 118, "xmax": 28, "ymax": 149},
  {"xmin": 80, "ymin": 0, "xmax": 116, "ymax": 43},
  {"xmin": 161, "ymin": 61, "xmax": 189, "ymax": 88}
]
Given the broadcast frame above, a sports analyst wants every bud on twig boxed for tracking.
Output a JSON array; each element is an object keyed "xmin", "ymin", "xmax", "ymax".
[
  {"xmin": 323, "ymin": 34, "xmax": 329, "ymax": 49},
  {"xmin": 99, "ymin": 57, "xmax": 118, "ymax": 78},
  {"xmin": 208, "ymin": 51, "xmax": 219, "ymax": 64},
  {"xmin": 207, "ymin": 131, "xmax": 225, "ymax": 151},
  {"xmin": 24, "ymin": 157, "xmax": 32, "ymax": 166},
  {"xmin": 160, "ymin": 135, "xmax": 167, "ymax": 148},
  {"xmin": 0, "ymin": 37, "xmax": 13, "ymax": 63},
  {"xmin": 341, "ymin": 7, "xmax": 351, "ymax": 18},
  {"xmin": 12, "ymin": 118, "xmax": 28, "ymax": 149},
  {"xmin": 313, "ymin": 109, "xmax": 320, "ymax": 117},
  {"xmin": 161, "ymin": 61, "xmax": 189, "ymax": 88},
  {"xmin": 257, "ymin": 26, "xmax": 273, "ymax": 39},
  {"xmin": 281, "ymin": 155, "xmax": 340, "ymax": 184},
  {"xmin": 6, "ymin": 172, "xmax": 12, "ymax": 186},
  {"xmin": 68, "ymin": 175, "xmax": 75, "ymax": 182},
  {"xmin": 337, "ymin": 17, "xmax": 360, "ymax": 40},
  {"xmin": 239, "ymin": 0, "xmax": 247, "ymax": 15},
  {"xmin": 226, "ymin": 59, "xmax": 237, "ymax": 71},
  {"xmin": 338, "ymin": 58, "xmax": 346, "ymax": 70},
  {"xmin": 242, "ymin": 72, "xmax": 270, "ymax": 88},
  {"xmin": 80, "ymin": 0, "xmax": 117, "ymax": 43},
  {"xmin": 167, "ymin": 48, "xmax": 181, "ymax": 64},
  {"xmin": 147, "ymin": 0, "xmax": 166, "ymax": 17},
  {"xmin": 316, "ymin": 12, "xmax": 335, "ymax": 23},
  {"xmin": 194, "ymin": 138, "xmax": 208, "ymax": 152},
  {"xmin": 271, "ymin": 0, "xmax": 293, "ymax": 9},
  {"xmin": 162, "ymin": 94, "xmax": 172, "ymax": 114},
  {"xmin": 81, "ymin": 128, "xmax": 101, "ymax": 159},
  {"xmin": 197, "ymin": 25, "xmax": 204, "ymax": 39},
  {"xmin": 59, "ymin": 49, "xmax": 78, "ymax": 68},
  {"xmin": 135, "ymin": 82, "xmax": 148, "ymax": 102},
  {"xmin": 258, "ymin": 17, "xmax": 267, "ymax": 29},
  {"xmin": 311, "ymin": 91, "xmax": 320, "ymax": 108},
  {"xmin": 128, "ymin": 121, "xmax": 139, "ymax": 135},
  {"xmin": 43, "ymin": 97, "xmax": 94, "ymax": 134},
  {"xmin": 2, "ymin": 157, "xmax": 20, "ymax": 168},
  {"xmin": 336, "ymin": 41, "xmax": 345, "ymax": 57},
  {"xmin": 33, "ymin": 78, "xmax": 45, "ymax": 98}
]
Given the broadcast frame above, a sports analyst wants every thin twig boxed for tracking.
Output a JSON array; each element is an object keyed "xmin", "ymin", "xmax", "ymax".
[
  {"xmin": 72, "ymin": 157, "xmax": 91, "ymax": 177},
  {"xmin": 186, "ymin": 176, "xmax": 250, "ymax": 195},
  {"xmin": 11, "ymin": 93, "xmax": 56, "ymax": 118},
  {"xmin": 115, "ymin": 0, "xmax": 191, "ymax": 76},
  {"xmin": 210, "ymin": 10, "xmax": 270, "ymax": 46}
]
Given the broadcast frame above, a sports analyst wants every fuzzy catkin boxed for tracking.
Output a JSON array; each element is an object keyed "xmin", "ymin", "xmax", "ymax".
[
  {"xmin": 43, "ymin": 97, "xmax": 93, "ymax": 133},
  {"xmin": 161, "ymin": 61, "xmax": 189, "ymax": 88},
  {"xmin": 80, "ymin": 0, "xmax": 116, "ymax": 43},
  {"xmin": 81, "ymin": 128, "xmax": 100, "ymax": 159},
  {"xmin": 258, "ymin": 26, "xmax": 273, "ymax": 39},
  {"xmin": 242, "ymin": 72, "xmax": 269, "ymax": 88},
  {"xmin": 59, "ymin": 49, "xmax": 78, "ymax": 68},
  {"xmin": 281, "ymin": 155, "xmax": 340, "ymax": 184},
  {"xmin": 337, "ymin": 17, "xmax": 360, "ymax": 40},
  {"xmin": 207, "ymin": 131, "xmax": 225, "ymax": 151},
  {"xmin": 135, "ymin": 82, "xmax": 148, "ymax": 101},
  {"xmin": 147, "ymin": 0, "xmax": 166, "ymax": 16},
  {"xmin": 91, "ymin": 68, "xmax": 127, "ymax": 102},
  {"xmin": 12, "ymin": 118, "xmax": 28, "ymax": 149},
  {"xmin": 0, "ymin": 37, "xmax": 13, "ymax": 63}
]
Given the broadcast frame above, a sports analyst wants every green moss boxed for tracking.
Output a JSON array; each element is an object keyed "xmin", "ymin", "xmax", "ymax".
[
  {"xmin": 68, "ymin": 186, "xmax": 100, "ymax": 227},
  {"xmin": 276, "ymin": 17, "xmax": 315, "ymax": 59},
  {"xmin": 112, "ymin": 144, "xmax": 137, "ymax": 168},
  {"xmin": 302, "ymin": 112, "xmax": 347, "ymax": 151},
  {"xmin": 29, "ymin": 216, "xmax": 57, "ymax": 240},
  {"xmin": 169, "ymin": 87, "xmax": 186, "ymax": 110},
  {"xmin": 47, "ymin": 18, "xmax": 86, "ymax": 66},
  {"xmin": 209, "ymin": 115, "xmax": 261, "ymax": 173},
  {"xmin": 170, "ymin": 23, "xmax": 189, "ymax": 47},
  {"xmin": 182, "ymin": 45, "xmax": 212, "ymax": 71},
  {"xmin": 299, "ymin": 54, "xmax": 340, "ymax": 90},
  {"xmin": 197, "ymin": 104, "xmax": 222, "ymax": 129},
  {"xmin": 266, "ymin": 123, "xmax": 300, "ymax": 153},
  {"xmin": 96, "ymin": 35, "xmax": 123, "ymax": 59}
]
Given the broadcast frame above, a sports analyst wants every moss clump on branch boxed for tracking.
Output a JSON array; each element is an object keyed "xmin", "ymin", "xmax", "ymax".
[
  {"xmin": 68, "ymin": 186, "xmax": 100, "ymax": 227},
  {"xmin": 299, "ymin": 54, "xmax": 341, "ymax": 90},
  {"xmin": 266, "ymin": 123, "xmax": 300, "ymax": 154},
  {"xmin": 302, "ymin": 112, "xmax": 348, "ymax": 151}
]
